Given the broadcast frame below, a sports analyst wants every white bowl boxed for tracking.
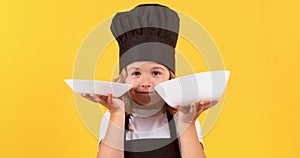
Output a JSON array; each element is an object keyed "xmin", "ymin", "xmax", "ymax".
[
  {"xmin": 64, "ymin": 79, "xmax": 132, "ymax": 97},
  {"xmin": 154, "ymin": 70, "xmax": 230, "ymax": 107}
]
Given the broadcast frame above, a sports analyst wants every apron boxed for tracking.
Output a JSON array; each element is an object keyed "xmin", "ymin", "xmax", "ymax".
[{"xmin": 124, "ymin": 110, "xmax": 181, "ymax": 158}]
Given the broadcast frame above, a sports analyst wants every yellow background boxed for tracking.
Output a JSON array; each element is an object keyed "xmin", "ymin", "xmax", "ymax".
[{"xmin": 1, "ymin": 0, "xmax": 300, "ymax": 157}]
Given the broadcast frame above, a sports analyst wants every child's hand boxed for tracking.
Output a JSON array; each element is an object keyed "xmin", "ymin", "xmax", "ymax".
[
  {"xmin": 80, "ymin": 93, "xmax": 124, "ymax": 113},
  {"xmin": 176, "ymin": 100, "xmax": 218, "ymax": 124}
]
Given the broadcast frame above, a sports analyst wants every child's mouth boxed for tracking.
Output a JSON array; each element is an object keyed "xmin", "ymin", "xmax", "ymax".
[{"xmin": 137, "ymin": 91, "xmax": 156, "ymax": 95}]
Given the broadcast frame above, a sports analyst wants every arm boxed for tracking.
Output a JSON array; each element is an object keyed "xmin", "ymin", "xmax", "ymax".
[
  {"xmin": 80, "ymin": 93, "xmax": 125, "ymax": 158},
  {"xmin": 176, "ymin": 100, "xmax": 218, "ymax": 158},
  {"xmin": 97, "ymin": 110, "xmax": 125, "ymax": 158},
  {"xmin": 178, "ymin": 123, "xmax": 206, "ymax": 158}
]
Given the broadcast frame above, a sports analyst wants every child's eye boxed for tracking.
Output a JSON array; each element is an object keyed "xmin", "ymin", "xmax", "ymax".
[
  {"xmin": 152, "ymin": 71, "xmax": 161, "ymax": 76},
  {"xmin": 131, "ymin": 71, "xmax": 141, "ymax": 76}
]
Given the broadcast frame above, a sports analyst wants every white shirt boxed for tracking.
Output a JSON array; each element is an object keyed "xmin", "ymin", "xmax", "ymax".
[{"xmin": 98, "ymin": 110, "xmax": 203, "ymax": 143}]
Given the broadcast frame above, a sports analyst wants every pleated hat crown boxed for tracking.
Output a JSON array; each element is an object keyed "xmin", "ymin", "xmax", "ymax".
[{"xmin": 110, "ymin": 4, "xmax": 180, "ymax": 73}]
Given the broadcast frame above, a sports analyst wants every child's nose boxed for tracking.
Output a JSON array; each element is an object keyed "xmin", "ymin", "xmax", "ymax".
[
  {"xmin": 140, "ymin": 76, "xmax": 152, "ymax": 88},
  {"xmin": 141, "ymin": 84, "xmax": 151, "ymax": 88}
]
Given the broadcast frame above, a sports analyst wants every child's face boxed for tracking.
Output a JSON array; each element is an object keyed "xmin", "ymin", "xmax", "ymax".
[{"xmin": 125, "ymin": 61, "xmax": 170, "ymax": 106}]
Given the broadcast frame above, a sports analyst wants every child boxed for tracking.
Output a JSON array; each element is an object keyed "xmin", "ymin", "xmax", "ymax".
[{"xmin": 81, "ymin": 4, "xmax": 218, "ymax": 158}]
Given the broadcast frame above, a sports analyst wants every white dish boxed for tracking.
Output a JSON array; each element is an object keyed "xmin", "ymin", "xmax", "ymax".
[
  {"xmin": 64, "ymin": 79, "xmax": 132, "ymax": 97},
  {"xmin": 154, "ymin": 70, "xmax": 230, "ymax": 107}
]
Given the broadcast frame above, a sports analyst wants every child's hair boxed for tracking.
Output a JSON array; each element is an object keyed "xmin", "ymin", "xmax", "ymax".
[{"xmin": 113, "ymin": 67, "xmax": 177, "ymax": 115}]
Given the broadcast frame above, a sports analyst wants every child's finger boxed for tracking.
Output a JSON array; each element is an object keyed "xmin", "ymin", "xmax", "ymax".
[
  {"xmin": 81, "ymin": 93, "xmax": 92, "ymax": 98},
  {"xmin": 200, "ymin": 100, "xmax": 209, "ymax": 105},
  {"xmin": 90, "ymin": 94, "xmax": 100, "ymax": 102},
  {"xmin": 190, "ymin": 102, "xmax": 197, "ymax": 113},
  {"xmin": 199, "ymin": 101, "xmax": 205, "ymax": 105},
  {"xmin": 81, "ymin": 93, "xmax": 94, "ymax": 101},
  {"xmin": 208, "ymin": 100, "xmax": 218, "ymax": 108},
  {"xmin": 107, "ymin": 93, "xmax": 113, "ymax": 104}
]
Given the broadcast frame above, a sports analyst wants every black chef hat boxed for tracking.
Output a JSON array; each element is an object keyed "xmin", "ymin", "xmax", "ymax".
[{"xmin": 110, "ymin": 4, "xmax": 180, "ymax": 73}]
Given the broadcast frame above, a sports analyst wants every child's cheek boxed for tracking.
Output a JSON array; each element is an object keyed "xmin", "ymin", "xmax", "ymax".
[
  {"xmin": 126, "ymin": 78, "xmax": 138, "ymax": 88},
  {"xmin": 125, "ymin": 77, "xmax": 133, "ymax": 84},
  {"xmin": 156, "ymin": 79, "xmax": 165, "ymax": 84}
]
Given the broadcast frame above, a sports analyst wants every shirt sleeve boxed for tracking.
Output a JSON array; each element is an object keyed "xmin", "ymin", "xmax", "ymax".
[
  {"xmin": 98, "ymin": 111, "xmax": 110, "ymax": 143},
  {"xmin": 195, "ymin": 119, "xmax": 204, "ymax": 144}
]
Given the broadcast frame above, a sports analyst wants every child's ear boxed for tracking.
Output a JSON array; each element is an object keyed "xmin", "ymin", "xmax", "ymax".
[{"xmin": 169, "ymin": 70, "xmax": 176, "ymax": 80}]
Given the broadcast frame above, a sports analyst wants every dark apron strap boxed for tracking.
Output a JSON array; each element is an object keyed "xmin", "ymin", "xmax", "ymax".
[{"xmin": 166, "ymin": 110, "xmax": 178, "ymax": 139}]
